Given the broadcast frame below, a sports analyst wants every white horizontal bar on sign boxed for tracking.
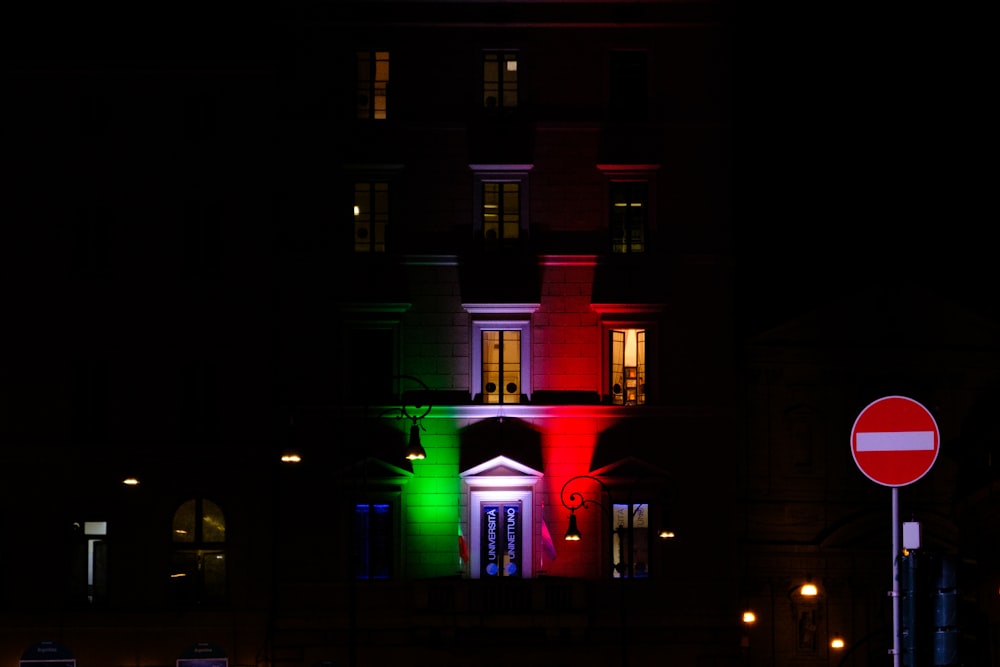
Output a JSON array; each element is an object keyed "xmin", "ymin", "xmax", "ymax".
[{"xmin": 856, "ymin": 431, "xmax": 935, "ymax": 452}]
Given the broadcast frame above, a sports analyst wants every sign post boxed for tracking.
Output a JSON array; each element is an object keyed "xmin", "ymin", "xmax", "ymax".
[{"xmin": 851, "ymin": 395, "xmax": 940, "ymax": 667}]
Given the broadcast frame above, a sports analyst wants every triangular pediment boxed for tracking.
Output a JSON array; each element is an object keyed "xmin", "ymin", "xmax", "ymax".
[
  {"xmin": 590, "ymin": 455, "xmax": 669, "ymax": 480},
  {"xmin": 461, "ymin": 454, "xmax": 543, "ymax": 479}
]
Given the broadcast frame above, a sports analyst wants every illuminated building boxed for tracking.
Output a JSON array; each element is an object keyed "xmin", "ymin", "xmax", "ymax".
[{"xmin": 3, "ymin": 2, "xmax": 998, "ymax": 667}]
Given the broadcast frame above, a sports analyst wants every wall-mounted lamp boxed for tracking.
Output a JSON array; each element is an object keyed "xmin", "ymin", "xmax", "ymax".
[
  {"xmin": 830, "ymin": 636, "xmax": 845, "ymax": 649},
  {"xmin": 404, "ymin": 418, "xmax": 426, "ymax": 461},
  {"xmin": 564, "ymin": 512, "xmax": 582, "ymax": 541},
  {"xmin": 800, "ymin": 582, "xmax": 818, "ymax": 597},
  {"xmin": 742, "ymin": 611, "xmax": 756, "ymax": 624}
]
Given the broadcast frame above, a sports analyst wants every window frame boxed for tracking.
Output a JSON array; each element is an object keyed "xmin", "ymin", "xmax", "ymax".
[
  {"xmin": 71, "ymin": 520, "xmax": 109, "ymax": 606},
  {"xmin": 597, "ymin": 164, "xmax": 659, "ymax": 255},
  {"xmin": 592, "ymin": 308, "xmax": 661, "ymax": 405},
  {"xmin": 352, "ymin": 499, "xmax": 397, "ymax": 581},
  {"xmin": 345, "ymin": 164, "xmax": 403, "ymax": 255},
  {"xmin": 482, "ymin": 50, "xmax": 519, "ymax": 111},
  {"xmin": 608, "ymin": 49, "xmax": 648, "ymax": 121},
  {"xmin": 475, "ymin": 322, "xmax": 528, "ymax": 404},
  {"xmin": 170, "ymin": 497, "xmax": 228, "ymax": 606},
  {"xmin": 356, "ymin": 49, "xmax": 390, "ymax": 120},
  {"xmin": 336, "ymin": 303, "xmax": 408, "ymax": 404},
  {"xmin": 612, "ymin": 502, "xmax": 652, "ymax": 578},
  {"xmin": 470, "ymin": 165, "xmax": 532, "ymax": 243},
  {"xmin": 465, "ymin": 308, "xmax": 538, "ymax": 404}
]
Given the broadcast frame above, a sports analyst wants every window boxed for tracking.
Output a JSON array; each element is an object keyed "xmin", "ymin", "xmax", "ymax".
[
  {"xmin": 181, "ymin": 360, "xmax": 218, "ymax": 441},
  {"xmin": 482, "ymin": 182, "xmax": 519, "ymax": 242},
  {"xmin": 353, "ymin": 502, "xmax": 393, "ymax": 580},
  {"xmin": 73, "ymin": 203, "xmax": 113, "ymax": 278},
  {"xmin": 593, "ymin": 307, "xmax": 661, "ymax": 405},
  {"xmin": 71, "ymin": 520, "xmax": 108, "ymax": 605},
  {"xmin": 470, "ymin": 166, "xmax": 532, "ymax": 243},
  {"xmin": 336, "ymin": 304, "xmax": 406, "ymax": 404},
  {"xmin": 353, "ymin": 181, "xmax": 389, "ymax": 252},
  {"xmin": 357, "ymin": 50, "xmax": 389, "ymax": 120},
  {"xmin": 73, "ymin": 359, "xmax": 109, "ymax": 445},
  {"xmin": 609, "ymin": 50, "xmax": 647, "ymax": 121},
  {"xmin": 482, "ymin": 329, "xmax": 521, "ymax": 404},
  {"xmin": 182, "ymin": 195, "xmax": 222, "ymax": 279},
  {"xmin": 483, "ymin": 51, "xmax": 518, "ymax": 110},
  {"xmin": 609, "ymin": 328, "xmax": 645, "ymax": 405},
  {"xmin": 466, "ymin": 316, "xmax": 534, "ymax": 403},
  {"xmin": 609, "ymin": 182, "xmax": 647, "ymax": 254},
  {"xmin": 612, "ymin": 503, "xmax": 650, "ymax": 578},
  {"xmin": 466, "ymin": 305, "xmax": 537, "ymax": 404},
  {"xmin": 171, "ymin": 498, "xmax": 227, "ymax": 606}
]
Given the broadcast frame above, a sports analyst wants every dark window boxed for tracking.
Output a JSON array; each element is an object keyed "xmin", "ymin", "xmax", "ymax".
[
  {"xmin": 357, "ymin": 51, "xmax": 389, "ymax": 120},
  {"xmin": 353, "ymin": 182, "xmax": 389, "ymax": 252},
  {"xmin": 73, "ymin": 360, "xmax": 109, "ymax": 445},
  {"xmin": 73, "ymin": 204, "xmax": 112, "ymax": 278},
  {"xmin": 344, "ymin": 327, "xmax": 395, "ymax": 404},
  {"xmin": 182, "ymin": 196, "xmax": 222, "ymax": 279},
  {"xmin": 353, "ymin": 502, "xmax": 393, "ymax": 580},
  {"xmin": 181, "ymin": 361, "xmax": 218, "ymax": 443},
  {"xmin": 610, "ymin": 182, "xmax": 647, "ymax": 253},
  {"xmin": 483, "ymin": 52, "xmax": 518, "ymax": 110},
  {"xmin": 183, "ymin": 93, "xmax": 217, "ymax": 141},
  {"xmin": 609, "ymin": 51, "xmax": 647, "ymax": 121},
  {"xmin": 171, "ymin": 498, "xmax": 227, "ymax": 606}
]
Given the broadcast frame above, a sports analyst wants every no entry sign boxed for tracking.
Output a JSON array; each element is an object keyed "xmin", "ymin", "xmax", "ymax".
[{"xmin": 851, "ymin": 395, "xmax": 940, "ymax": 487}]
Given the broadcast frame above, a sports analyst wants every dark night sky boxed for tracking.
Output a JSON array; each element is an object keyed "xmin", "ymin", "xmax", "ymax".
[{"xmin": 732, "ymin": 4, "xmax": 996, "ymax": 333}]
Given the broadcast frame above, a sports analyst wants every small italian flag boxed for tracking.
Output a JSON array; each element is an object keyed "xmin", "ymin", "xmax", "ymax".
[{"xmin": 458, "ymin": 524, "xmax": 470, "ymax": 565}]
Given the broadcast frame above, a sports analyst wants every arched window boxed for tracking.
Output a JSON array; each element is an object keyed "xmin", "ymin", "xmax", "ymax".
[{"xmin": 171, "ymin": 498, "xmax": 227, "ymax": 605}]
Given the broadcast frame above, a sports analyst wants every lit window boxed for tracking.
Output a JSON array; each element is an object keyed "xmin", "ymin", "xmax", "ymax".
[
  {"xmin": 483, "ymin": 51, "xmax": 518, "ymax": 110},
  {"xmin": 353, "ymin": 182, "xmax": 389, "ymax": 252},
  {"xmin": 171, "ymin": 498, "xmax": 227, "ymax": 606},
  {"xmin": 613, "ymin": 503, "xmax": 650, "ymax": 578},
  {"xmin": 72, "ymin": 520, "xmax": 108, "ymax": 605},
  {"xmin": 482, "ymin": 329, "xmax": 521, "ymax": 404},
  {"xmin": 357, "ymin": 50, "xmax": 389, "ymax": 120},
  {"xmin": 353, "ymin": 503, "xmax": 393, "ymax": 580},
  {"xmin": 482, "ymin": 182, "xmax": 520, "ymax": 242},
  {"xmin": 467, "ymin": 315, "xmax": 535, "ymax": 404},
  {"xmin": 610, "ymin": 182, "xmax": 647, "ymax": 254},
  {"xmin": 471, "ymin": 166, "xmax": 532, "ymax": 244},
  {"xmin": 609, "ymin": 328, "xmax": 645, "ymax": 405}
]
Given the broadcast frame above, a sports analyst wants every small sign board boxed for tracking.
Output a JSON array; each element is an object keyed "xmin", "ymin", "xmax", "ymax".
[
  {"xmin": 177, "ymin": 642, "xmax": 227, "ymax": 667},
  {"xmin": 20, "ymin": 640, "xmax": 75, "ymax": 667}
]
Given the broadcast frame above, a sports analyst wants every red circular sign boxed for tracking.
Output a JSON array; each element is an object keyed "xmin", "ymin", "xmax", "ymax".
[{"xmin": 851, "ymin": 395, "xmax": 940, "ymax": 487}]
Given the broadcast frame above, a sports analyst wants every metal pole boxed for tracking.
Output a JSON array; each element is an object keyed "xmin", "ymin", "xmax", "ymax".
[{"xmin": 892, "ymin": 486, "xmax": 900, "ymax": 667}]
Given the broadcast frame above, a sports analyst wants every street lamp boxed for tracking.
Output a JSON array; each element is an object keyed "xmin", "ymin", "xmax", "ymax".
[
  {"xmin": 348, "ymin": 374, "xmax": 433, "ymax": 667},
  {"xmin": 560, "ymin": 473, "xmax": 671, "ymax": 578},
  {"xmin": 559, "ymin": 473, "xmax": 674, "ymax": 667}
]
